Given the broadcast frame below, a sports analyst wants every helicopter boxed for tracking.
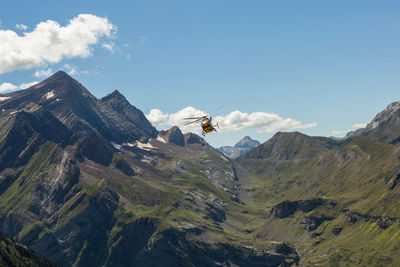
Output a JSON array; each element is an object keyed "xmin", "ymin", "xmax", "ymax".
[{"xmin": 183, "ymin": 115, "xmax": 219, "ymax": 136}]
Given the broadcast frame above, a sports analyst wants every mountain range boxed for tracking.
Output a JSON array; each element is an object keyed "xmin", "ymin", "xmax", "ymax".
[
  {"xmin": 0, "ymin": 72, "xmax": 297, "ymax": 266},
  {"xmin": 217, "ymin": 136, "xmax": 260, "ymax": 158},
  {"xmin": 1, "ymin": 71, "xmax": 400, "ymax": 266},
  {"xmin": 235, "ymin": 101, "xmax": 400, "ymax": 266}
]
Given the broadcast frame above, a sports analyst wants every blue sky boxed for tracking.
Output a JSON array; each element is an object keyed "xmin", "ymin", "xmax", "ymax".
[{"xmin": 1, "ymin": 0, "xmax": 399, "ymax": 147}]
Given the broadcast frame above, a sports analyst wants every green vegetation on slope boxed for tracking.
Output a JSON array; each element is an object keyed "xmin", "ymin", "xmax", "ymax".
[
  {"xmin": 236, "ymin": 132, "xmax": 400, "ymax": 266},
  {"xmin": 0, "ymin": 232, "xmax": 57, "ymax": 267}
]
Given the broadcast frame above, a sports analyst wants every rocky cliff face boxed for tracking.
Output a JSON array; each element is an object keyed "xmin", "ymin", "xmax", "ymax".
[
  {"xmin": 98, "ymin": 90, "xmax": 158, "ymax": 142},
  {"xmin": 158, "ymin": 126, "xmax": 185, "ymax": 146},
  {"xmin": 0, "ymin": 107, "xmax": 72, "ymax": 172},
  {"xmin": 133, "ymin": 227, "xmax": 299, "ymax": 267}
]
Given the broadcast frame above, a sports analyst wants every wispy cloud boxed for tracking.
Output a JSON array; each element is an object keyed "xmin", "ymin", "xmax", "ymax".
[
  {"xmin": 62, "ymin": 64, "xmax": 78, "ymax": 75},
  {"xmin": 139, "ymin": 35, "xmax": 146, "ymax": 42},
  {"xmin": 353, "ymin": 123, "xmax": 367, "ymax": 129},
  {"xmin": 331, "ymin": 130, "xmax": 348, "ymax": 136},
  {"xmin": 137, "ymin": 35, "xmax": 146, "ymax": 47},
  {"xmin": 0, "ymin": 81, "xmax": 39, "ymax": 93},
  {"xmin": 16, "ymin": 24, "xmax": 28, "ymax": 31},
  {"xmin": 146, "ymin": 106, "xmax": 316, "ymax": 134},
  {"xmin": 0, "ymin": 14, "xmax": 117, "ymax": 74},
  {"xmin": 102, "ymin": 42, "xmax": 115, "ymax": 52},
  {"xmin": 331, "ymin": 122, "xmax": 367, "ymax": 136},
  {"xmin": 34, "ymin": 68, "xmax": 53, "ymax": 77}
]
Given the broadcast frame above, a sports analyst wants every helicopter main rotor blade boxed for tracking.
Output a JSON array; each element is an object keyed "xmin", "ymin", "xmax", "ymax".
[
  {"xmin": 184, "ymin": 118, "xmax": 202, "ymax": 125},
  {"xmin": 183, "ymin": 116, "xmax": 206, "ymax": 120}
]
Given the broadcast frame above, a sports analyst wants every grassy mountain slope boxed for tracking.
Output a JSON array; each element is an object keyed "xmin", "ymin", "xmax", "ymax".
[{"xmin": 236, "ymin": 132, "xmax": 400, "ymax": 266}]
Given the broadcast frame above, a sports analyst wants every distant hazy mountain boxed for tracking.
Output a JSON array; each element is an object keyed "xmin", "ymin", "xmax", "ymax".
[{"xmin": 217, "ymin": 136, "xmax": 260, "ymax": 158}]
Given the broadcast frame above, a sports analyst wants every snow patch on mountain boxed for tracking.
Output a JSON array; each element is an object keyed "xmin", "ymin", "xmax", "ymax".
[
  {"xmin": 136, "ymin": 141, "xmax": 154, "ymax": 151},
  {"xmin": 157, "ymin": 135, "xmax": 167, "ymax": 143},
  {"xmin": 45, "ymin": 90, "xmax": 55, "ymax": 99},
  {"xmin": 111, "ymin": 141, "xmax": 121, "ymax": 149}
]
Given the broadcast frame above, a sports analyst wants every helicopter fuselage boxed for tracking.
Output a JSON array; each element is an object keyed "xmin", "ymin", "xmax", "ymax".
[{"xmin": 201, "ymin": 117, "xmax": 216, "ymax": 135}]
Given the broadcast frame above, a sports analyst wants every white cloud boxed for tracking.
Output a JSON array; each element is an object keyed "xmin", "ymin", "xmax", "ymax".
[
  {"xmin": 16, "ymin": 24, "xmax": 27, "ymax": 31},
  {"xmin": 353, "ymin": 123, "xmax": 367, "ymax": 129},
  {"xmin": 215, "ymin": 110, "xmax": 317, "ymax": 133},
  {"xmin": 331, "ymin": 122, "xmax": 368, "ymax": 136},
  {"xmin": 331, "ymin": 130, "xmax": 348, "ymax": 136},
  {"xmin": 146, "ymin": 106, "xmax": 317, "ymax": 134},
  {"xmin": 34, "ymin": 68, "xmax": 53, "ymax": 77},
  {"xmin": 61, "ymin": 64, "xmax": 89, "ymax": 76},
  {"xmin": 0, "ymin": 83, "xmax": 17, "ymax": 93},
  {"xmin": 126, "ymin": 54, "xmax": 131, "ymax": 60},
  {"xmin": 20, "ymin": 81, "xmax": 39, "ymax": 89},
  {"xmin": 0, "ymin": 81, "xmax": 38, "ymax": 93},
  {"xmin": 0, "ymin": 14, "xmax": 116, "ymax": 74},
  {"xmin": 147, "ymin": 109, "xmax": 169, "ymax": 124},
  {"xmin": 102, "ymin": 42, "xmax": 115, "ymax": 52}
]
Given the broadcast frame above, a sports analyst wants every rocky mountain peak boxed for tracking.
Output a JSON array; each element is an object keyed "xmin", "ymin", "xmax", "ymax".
[
  {"xmin": 349, "ymin": 100, "xmax": 400, "ymax": 143},
  {"xmin": 98, "ymin": 89, "xmax": 158, "ymax": 141},
  {"xmin": 0, "ymin": 71, "xmax": 95, "ymax": 112},
  {"xmin": 34, "ymin": 70, "xmax": 94, "ymax": 98},
  {"xmin": 0, "ymin": 71, "xmax": 157, "ymax": 143},
  {"xmin": 101, "ymin": 89, "xmax": 126, "ymax": 102},
  {"xmin": 217, "ymin": 136, "xmax": 261, "ymax": 158},
  {"xmin": 48, "ymin": 70, "xmax": 72, "ymax": 81},
  {"xmin": 234, "ymin": 136, "xmax": 260, "ymax": 149},
  {"xmin": 359, "ymin": 101, "xmax": 400, "ymax": 131},
  {"xmin": 159, "ymin": 126, "xmax": 185, "ymax": 146}
]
